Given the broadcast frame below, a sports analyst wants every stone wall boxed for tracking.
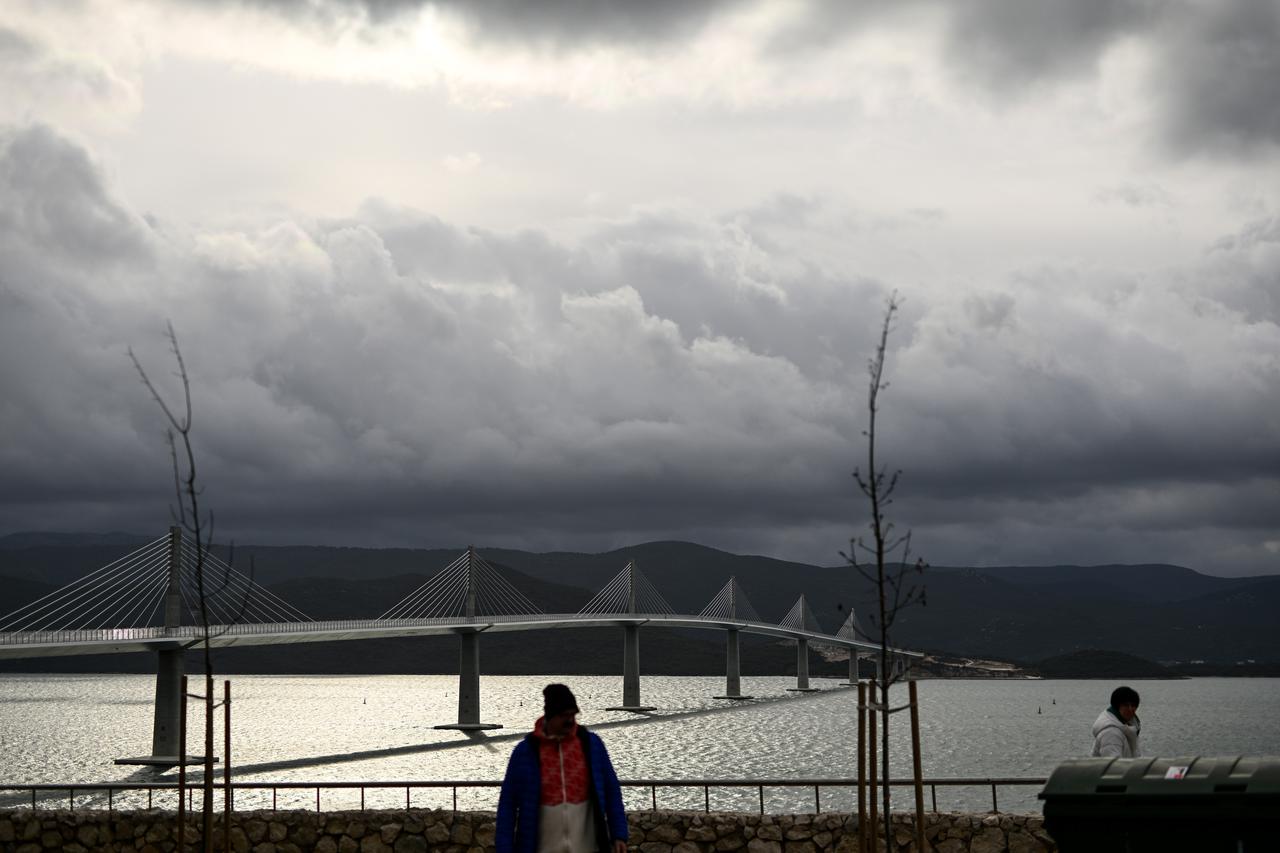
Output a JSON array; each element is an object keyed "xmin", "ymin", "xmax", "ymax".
[{"xmin": 0, "ymin": 809, "xmax": 1057, "ymax": 853}]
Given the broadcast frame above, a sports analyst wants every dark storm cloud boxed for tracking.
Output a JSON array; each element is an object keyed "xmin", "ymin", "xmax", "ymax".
[
  {"xmin": 0, "ymin": 125, "xmax": 151, "ymax": 265},
  {"xmin": 763, "ymin": 0, "xmax": 1153, "ymax": 82},
  {"xmin": 770, "ymin": 0, "xmax": 1278, "ymax": 156},
  {"xmin": 430, "ymin": 0, "xmax": 736, "ymax": 44},
  {"xmin": 771, "ymin": 0, "xmax": 1156, "ymax": 91},
  {"xmin": 198, "ymin": 0, "xmax": 734, "ymax": 44},
  {"xmin": 1, "ymin": 126, "xmax": 1276, "ymax": 574},
  {"xmin": 0, "ymin": 126, "xmax": 159, "ymax": 511},
  {"xmin": 212, "ymin": 0, "xmax": 1152, "ymax": 69},
  {"xmin": 938, "ymin": 0, "xmax": 1154, "ymax": 89},
  {"xmin": 1152, "ymin": 0, "xmax": 1280, "ymax": 155},
  {"xmin": 190, "ymin": 0, "xmax": 1280, "ymax": 157},
  {"xmin": 1199, "ymin": 215, "xmax": 1280, "ymax": 324}
]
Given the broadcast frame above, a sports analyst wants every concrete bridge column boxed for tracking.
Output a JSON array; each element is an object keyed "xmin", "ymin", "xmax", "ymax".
[
  {"xmin": 843, "ymin": 651, "xmax": 860, "ymax": 686},
  {"xmin": 607, "ymin": 622, "xmax": 655, "ymax": 712},
  {"xmin": 150, "ymin": 649, "xmax": 184, "ymax": 755},
  {"xmin": 623, "ymin": 624, "xmax": 640, "ymax": 706},
  {"xmin": 117, "ymin": 526, "xmax": 205, "ymax": 766},
  {"xmin": 714, "ymin": 628, "xmax": 751, "ymax": 700},
  {"xmin": 457, "ymin": 631, "xmax": 480, "ymax": 724},
  {"xmin": 786, "ymin": 637, "xmax": 819, "ymax": 693},
  {"xmin": 154, "ymin": 527, "xmax": 185, "ymax": 755},
  {"xmin": 606, "ymin": 563, "xmax": 655, "ymax": 712},
  {"xmin": 435, "ymin": 630, "xmax": 500, "ymax": 731},
  {"xmin": 436, "ymin": 547, "xmax": 501, "ymax": 731}
]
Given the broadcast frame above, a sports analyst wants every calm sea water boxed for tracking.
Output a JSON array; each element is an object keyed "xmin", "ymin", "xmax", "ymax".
[{"xmin": 3, "ymin": 674, "xmax": 1278, "ymax": 814}]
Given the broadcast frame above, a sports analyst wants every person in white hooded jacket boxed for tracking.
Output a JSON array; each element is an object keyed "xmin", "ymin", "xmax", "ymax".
[{"xmin": 1091, "ymin": 685, "xmax": 1141, "ymax": 758}]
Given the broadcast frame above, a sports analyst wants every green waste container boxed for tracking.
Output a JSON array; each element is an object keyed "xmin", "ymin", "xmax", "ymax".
[{"xmin": 1039, "ymin": 756, "xmax": 1280, "ymax": 853}]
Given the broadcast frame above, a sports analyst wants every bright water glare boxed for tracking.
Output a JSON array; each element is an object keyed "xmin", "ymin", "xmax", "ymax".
[{"xmin": 3, "ymin": 675, "xmax": 1279, "ymax": 814}]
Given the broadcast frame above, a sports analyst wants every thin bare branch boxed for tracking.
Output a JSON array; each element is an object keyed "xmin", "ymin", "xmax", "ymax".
[
  {"xmin": 844, "ymin": 291, "xmax": 927, "ymax": 847},
  {"xmin": 132, "ymin": 324, "xmax": 240, "ymax": 853}
]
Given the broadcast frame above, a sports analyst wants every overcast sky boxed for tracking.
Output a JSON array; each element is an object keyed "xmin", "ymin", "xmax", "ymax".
[{"xmin": 1, "ymin": 0, "xmax": 1277, "ymax": 576}]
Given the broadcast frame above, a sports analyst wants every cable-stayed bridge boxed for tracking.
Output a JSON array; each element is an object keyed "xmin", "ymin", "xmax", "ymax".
[{"xmin": 0, "ymin": 529, "xmax": 914, "ymax": 764}]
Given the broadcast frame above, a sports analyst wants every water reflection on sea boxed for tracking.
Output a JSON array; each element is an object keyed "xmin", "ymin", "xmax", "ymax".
[{"xmin": 3, "ymin": 674, "xmax": 1278, "ymax": 814}]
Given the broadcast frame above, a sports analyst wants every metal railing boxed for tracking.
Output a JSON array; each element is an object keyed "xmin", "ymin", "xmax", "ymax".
[{"xmin": 0, "ymin": 777, "xmax": 1046, "ymax": 815}]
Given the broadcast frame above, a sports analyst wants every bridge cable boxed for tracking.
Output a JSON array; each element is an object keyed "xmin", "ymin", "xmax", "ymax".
[
  {"xmin": 381, "ymin": 555, "xmax": 468, "ymax": 621},
  {"xmin": 577, "ymin": 569, "xmax": 630, "ymax": 614},
  {"xmin": 84, "ymin": 551, "xmax": 170, "ymax": 628},
  {"xmin": 471, "ymin": 554, "xmax": 542, "ymax": 616},
  {"xmin": 381, "ymin": 553, "xmax": 469, "ymax": 620},
  {"xmin": 197, "ymin": 547, "xmax": 316, "ymax": 623},
  {"xmin": 0, "ymin": 536, "xmax": 167, "ymax": 630},
  {"xmin": 0, "ymin": 535, "xmax": 172, "ymax": 631},
  {"xmin": 41, "ymin": 547, "xmax": 167, "ymax": 630},
  {"xmin": 778, "ymin": 594, "xmax": 822, "ymax": 633},
  {"xmin": 178, "ymin": 545, "xmax": 315, "ymax": 626},
  {"xmin": 837, "ymin": 609, "xmax": 870, "ymax": 642},
  {"xmin": 577, "ymin": 564, "xmax": 676, "ymax": 616},
  {"xmin": 697, "ymin": 577, "xmax": 762, "ymax": 623},
  {"xmin": 378, "ymin": 553, "xmax": 470, "ymax": 620}
]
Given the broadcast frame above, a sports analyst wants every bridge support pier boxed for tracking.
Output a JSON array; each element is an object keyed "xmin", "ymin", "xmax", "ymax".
[
  {"xmin": 152, "ymin": 648, "xmax": 184, "ymax": 755},
  {"xmin": 115, "ymin": 647, "xmax": 213, "ymax": 766},
  {"xmin": 607, "ymin": 623, "xmax": 654, "ymax": 712},
  {"xmin": 436, "ymin": 630, "xmax": 501, "ymax": 731},
  {"xmin": 785, "ymin": 637, "xmax": 819, "ymax": 693},
  {"xmin": 116, "ymin": 527, "xmax": 206, "ymax": 766},
  {"xmin": 436, "ymin": 548, "xmax": 500, "ymax": 731},
  {"xmin": 714, "ymin": 628, "xmax": 751, "ymax": 700},
  {"xmin": 842, "ymin": 651, "xmax": 861, "ymax": 686}
]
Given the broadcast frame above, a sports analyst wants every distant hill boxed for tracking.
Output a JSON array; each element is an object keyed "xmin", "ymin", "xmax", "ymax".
[
  {"xmin": 2, "ymin": 535, "xmax": 1278, "ymax": 670},
  {"xmin": 1033, "ymin": 649, "xmax": 1180, "ymax": 679},
  {"xmin": 959, "ymin": 563, "xmax": 1259, "ymax": 605}
]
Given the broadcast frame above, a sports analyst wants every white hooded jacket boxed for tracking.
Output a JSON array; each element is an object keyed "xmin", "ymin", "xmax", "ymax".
[{"xmin": 1091, "ymin": 708, "xmax": 1140, "ymax": 758}]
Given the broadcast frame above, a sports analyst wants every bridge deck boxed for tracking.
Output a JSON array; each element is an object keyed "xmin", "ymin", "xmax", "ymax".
[{"xmin": 0, "ymin": 614, "xmax": 916, "ymax": 659}]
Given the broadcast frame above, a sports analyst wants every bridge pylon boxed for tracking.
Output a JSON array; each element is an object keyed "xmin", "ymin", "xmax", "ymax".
[
  {"xmin": 604, "ymin": 562, "xmax": 656, "ymax": 712},
  {"xmin": 846, "ymin": 651, "xmax": 863, "ymax": 686},
  {"xmin": 837, "ymin": 609, "xmax": 869, "ymax": 686},
  {"xmin": 435, "ymin": 546, "xmax": 502, "ymax": 731},
  {"xmin": 578, "ymin": 561, "xmax": 664, "ymax": 713},
  {"xmin": 702, "ymin": 578, "xmax": 755, "ymax": 700},
  {"xmin": 117, "ymin": 526, "xmax": 207, "ymax": 766},
  {"xmin": 780, "ymin": 594, "xmax": 820, "ymax": 693},
  {"xmin": 380, "ymin": 546, "xmax": 540, "ymax": 731}
]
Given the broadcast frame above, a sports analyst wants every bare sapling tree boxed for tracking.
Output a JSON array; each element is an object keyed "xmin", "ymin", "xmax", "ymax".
[
  {"xmin": 131, "ymin": 323, "xmax": 247, "ymax": 853},
  {"xmin": 842, "ymin": 292, "xmax": 926, "ymax": 849}
]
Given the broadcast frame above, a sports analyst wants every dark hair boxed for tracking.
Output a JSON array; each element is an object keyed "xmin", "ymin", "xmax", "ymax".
[
  {"xmin": 1111, "ymin": 686, "xmax": 1140, "ymax": 708},
  {"xmin": 543, "ymin": 683, "xmax": 579, "ymax": 717}
]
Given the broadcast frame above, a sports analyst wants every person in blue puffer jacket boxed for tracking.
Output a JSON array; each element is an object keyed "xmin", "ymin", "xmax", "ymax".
[{"xmin": 497, "ymin": 684, "xmax": 629, "ymax": 853}]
